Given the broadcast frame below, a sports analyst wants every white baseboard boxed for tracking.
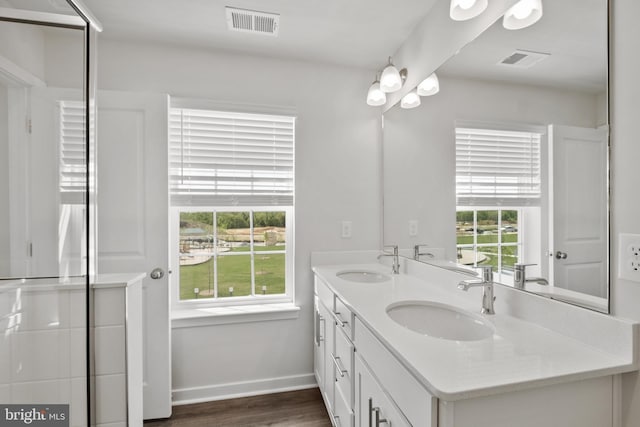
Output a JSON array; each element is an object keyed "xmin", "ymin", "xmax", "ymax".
[{"xmin": 171, "ymin": 373, "xmax": 318, "ymax": 405}]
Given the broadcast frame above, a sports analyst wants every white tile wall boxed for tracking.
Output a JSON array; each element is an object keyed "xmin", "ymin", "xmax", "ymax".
[
  {"xmin": 0, "ymin": 282, "xmax": 135, "ymax": 427},
  {"xmin": 94, "ymin": 326, "xmax": 125, "ymax": 376},
  {"xmin": 93, "ymin": 288, "xmax": 125, "ymax": 326},
  {"xmin": 95, "ymin": 374, "xmax": 127, "ymax": 425},
  {"xmin": 10, "ymin": 329, "xmax": 70, "ymax": 382}
]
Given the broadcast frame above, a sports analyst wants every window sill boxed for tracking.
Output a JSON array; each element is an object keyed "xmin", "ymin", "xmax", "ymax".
[{"xmin": 171, "ymin": 303, "xmax": 300, "ymax": 328}]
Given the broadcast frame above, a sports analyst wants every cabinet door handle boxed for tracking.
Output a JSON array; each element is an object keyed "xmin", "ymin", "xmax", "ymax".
[
  {"xmin": 331, "ymin": 353, "xmax": 348, "ymax": 378},
  {"xmin": 315, "ymin": 314, "xmax": 325, "ymax": 346},
  {"xmin": 333, "ymin": 415, "xmax": 342, "ymax": 427},
  {"xmin": 374, "ymin": 407, "xmax": 389, "ymax": 426},
  {"xmin": 368, "ymin": 398, "xmax": 373, "ymax": 427},
  {"xmin": 333, "ymin": 311, "xmax": 348, "ymax": 327}
]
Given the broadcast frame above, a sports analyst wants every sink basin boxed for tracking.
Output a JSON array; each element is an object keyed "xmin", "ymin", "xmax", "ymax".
[
  {"xmin": 386, "ymin": 301, "xmax": 494, "ymax": 341},
  {"xmin": 336, "ymin": 270, "xmax": 391, "ymax": 283}
]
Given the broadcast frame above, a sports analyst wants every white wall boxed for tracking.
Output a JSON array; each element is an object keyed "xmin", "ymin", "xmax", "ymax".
[
  {"xmin": 0, "ymin": 12, "xmax": 45, "ymax": 81},
  {"xmin": 45, "ymin": 36, "xmax": 382, "ymax": 401},
  {"xmin": 383, "ymin": 75, "xmax": 598, "ymax": 261},
  {"xmin": 610, "ymin": 1, "xmax": 640, "ymax": 426},
  {"xmin": 0, "ymin": 83, "xmax": 9, "ymax": 274}
]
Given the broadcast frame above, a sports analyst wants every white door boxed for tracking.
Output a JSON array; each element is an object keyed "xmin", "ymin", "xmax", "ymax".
[
  {"xmin": 549, "ymin": 125, "xmax": 608, "ymax": 298},
  {"xmin": 97, "ymin": 90, "xmax": 171, "ymax": 419}
]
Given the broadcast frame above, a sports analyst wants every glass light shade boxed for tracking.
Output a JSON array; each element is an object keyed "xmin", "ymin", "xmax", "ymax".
[
  {"xmin": 503, "ymin": 0, "xmax": 543, "ymax": 30},
  {"xmin": 380, "ymin": 63, "xmax": 403, "ymax": 93},
  {"xmin": 450, "ymin": 0, "xmax": 488, "ymax": 21},
  {"xmin": 400, "ymin": 90, "xmax": 421, "ymax": 109},
  {"xmin": 417, "ymin": 73, "xmax": 440, "ymax": 96},
  {"xmin": 366, "ymin": 81, "xmax": 386, "ymax": 106}
]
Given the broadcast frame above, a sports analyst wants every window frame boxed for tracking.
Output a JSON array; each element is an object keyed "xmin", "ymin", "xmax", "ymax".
[
  {"xmin": 167, "ymin": 99, "xmax": 297, "ymax": 313},
  {"xmin": 170, "ymin": 205, "xmax": 294, "ymax": 311},
  {"xmin": 455, "ymin": 206, "xmax": 523, "ymax": 282}
]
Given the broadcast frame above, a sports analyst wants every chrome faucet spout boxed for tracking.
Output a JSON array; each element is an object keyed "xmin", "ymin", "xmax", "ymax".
[
  {"xmin": 413, "ymin": 244, "xmax": 435, "ymax": 261},
  {"xmin": 379, "ymin": 245, "xmax": 400, "ymax": 274},
  {"xmin": 514, "ymin": 263, "xmax": 549, "ymax": 289},
  {"xmin": 457, "ymin": 265, "xmax": 495, "ymax": 315}
]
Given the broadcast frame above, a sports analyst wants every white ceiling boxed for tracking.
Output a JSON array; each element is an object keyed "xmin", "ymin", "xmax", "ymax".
[
  {"xmin": 6, "ymin": 0, "xmax": 608, "ymax": 92},
  {"xmin": 438, "ymin": 0, "xmax": 607, "ymax": 94},
  {"xmin": 73, "ymin": 0, "xmax": 439, "ymax": 70}
]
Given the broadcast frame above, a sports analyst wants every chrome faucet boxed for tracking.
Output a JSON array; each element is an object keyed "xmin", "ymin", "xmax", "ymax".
[
  {"xmin": 413, "ymin": 244, "xmax": 435, "ymax": 261},
  {"xmin": 457, "ymin": 265, "xmax": 495, "ymax": 315},
  {"xmin": 378, "ymin": 245, "xmax": 400, "ymax": 274},
  {"xmin": 514, "ymin": 263, "xmax": 549, "ymax": 289}
]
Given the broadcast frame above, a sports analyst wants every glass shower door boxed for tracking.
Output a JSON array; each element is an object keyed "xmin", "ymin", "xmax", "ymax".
[{"xmin": 0, "ymin": 6, "xmax": 94, "ymax": 426}]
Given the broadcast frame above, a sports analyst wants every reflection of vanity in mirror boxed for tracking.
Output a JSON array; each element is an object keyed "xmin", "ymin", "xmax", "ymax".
[{"xmin": 383, "ymin": 0, "xmax": 609, "ymax": 312}]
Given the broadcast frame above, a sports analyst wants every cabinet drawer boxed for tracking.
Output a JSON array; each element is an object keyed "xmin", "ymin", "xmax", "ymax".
[
  {"xmin": 355, "ymin": 318, "xmax": 437, "ymax": 426},
  {"xmin": 333, "ymin": 385, "xmax": 354, "ymax": 427},
  {"xmin": 334, "ymin": 328, "xmax": 354, "ymax": 403},
  {"xmin": 334, "ymin": 296, "xmax": 354, "ymax": 340},
  {"xmin": 315, "ymin": 276, "xmax": 334, "ymax": 311}
]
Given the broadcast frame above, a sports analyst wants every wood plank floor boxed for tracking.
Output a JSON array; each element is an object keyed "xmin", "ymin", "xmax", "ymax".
[{"xmin": 144, "ymin": 388, "xmax": 333, "ymax": 427}]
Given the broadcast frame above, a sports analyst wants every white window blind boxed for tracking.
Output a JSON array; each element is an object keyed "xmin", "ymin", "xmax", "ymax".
[
  {"xmin": 456, "ymin": 127, "xmax": 541, "ymax": 206},
  {"xmin": 170, "ymin": 108, "xmax": 295, "ymax": 207},
  {"xmin": 59, "ymin": 100, "xmax": 86, "ymax": 204}
]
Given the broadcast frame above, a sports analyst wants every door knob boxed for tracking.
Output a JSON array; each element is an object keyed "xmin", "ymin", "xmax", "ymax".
[
  {"xmin": 555, "ymin": 251, "xmax": 568, "ymax": 260},
  {"xmin": 150, "ymin": 267, "xmax": 165, "ymax": 279}
]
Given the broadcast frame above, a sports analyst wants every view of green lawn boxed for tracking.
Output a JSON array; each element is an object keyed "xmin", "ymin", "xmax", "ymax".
[
  {"xmin": 180, "ymin": 246, "xmax": 285, "ymax": 300},
  {"xmin": 456, "ymin": 233, "xmax": 519, "ymax": 270}
]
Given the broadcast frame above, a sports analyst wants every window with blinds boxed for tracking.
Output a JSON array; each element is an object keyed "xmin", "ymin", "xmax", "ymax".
[
  {"xmin": 59, "ymin": 100, "xmax": 86, "ymax": 204},
  {"xmin": 455, "ymin": 127, "xmax": 541, "ymax": 206},
  {"xmin": 169, "ymin": 108, "xmax": 295, "ymax": 207}
]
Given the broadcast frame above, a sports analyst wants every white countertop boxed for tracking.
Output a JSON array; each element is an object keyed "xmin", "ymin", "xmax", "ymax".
[{"xmin": 313, "ymin": 261, "xmax": 638, "ymax": 401}]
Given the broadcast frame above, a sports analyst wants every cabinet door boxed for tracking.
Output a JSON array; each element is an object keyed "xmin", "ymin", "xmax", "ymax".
[
  {"xmin": 314, "ymin": 297, "xmax": 325, "ymax": 389},
  {"xmin": 355, "ymin": 355, "xmax": 411, "ymax": 427},
  {"xmin": 318, "ymin": 300, "xmax": 335, "ymax": 413}
]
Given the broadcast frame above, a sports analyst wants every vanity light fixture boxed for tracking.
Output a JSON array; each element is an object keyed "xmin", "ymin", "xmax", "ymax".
[
  {"xmin": 380, "ymin": 57, "xmax": 407, "ymax": 93},
  {"xmin": 400, "ymin": 90, "xmax": 421, "ymax": 109},
  {"xmin": 366, "ymin": 74, "xmax": 387, "ymax": 106},
  {"xmin": 417, "ymin": 72, "xmax": 440, "ymax": 96},
  {"xmin": 503, "ymin": 0, "xmax": 543, "ymax": 30},
  {"xmin": 449, "ymin": 0, "xmax": 488, "ymax": 21}
]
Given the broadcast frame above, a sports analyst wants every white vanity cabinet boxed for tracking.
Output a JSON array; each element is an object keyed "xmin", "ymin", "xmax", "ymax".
[
  {"xmin": 314, "ymin": 276, "xmax": 355, "ymax": 427},
  {"xmin": 312, "ymin": 262, "xmax": 636, "ymax": 427}
]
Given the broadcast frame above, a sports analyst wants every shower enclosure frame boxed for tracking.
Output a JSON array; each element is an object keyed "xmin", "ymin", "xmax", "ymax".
[{"xmin": 0, "ymin": 2, "xmax": 100, "ymax": 425}]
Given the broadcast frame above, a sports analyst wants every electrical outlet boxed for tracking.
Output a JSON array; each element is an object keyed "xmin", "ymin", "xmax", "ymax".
[
  {"xmin": 618, "ymin": 233, "xmax": 640, "ymax": 282},
  {"xmin": 341, "ymin": 221, "xmax": 352, "ymax": 239},
  {"xmin": 409, "ymin": 220, "xmax": 418, "ymax": 237}
]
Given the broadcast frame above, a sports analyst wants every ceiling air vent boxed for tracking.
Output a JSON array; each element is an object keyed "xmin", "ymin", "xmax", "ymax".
[
  {"xmin": 498, "ymin": 49, "xmax": 550, "ymax": 69},
  {"xmin": 225, "ymin": 7, "xmax": 280, "ymax": 36}
]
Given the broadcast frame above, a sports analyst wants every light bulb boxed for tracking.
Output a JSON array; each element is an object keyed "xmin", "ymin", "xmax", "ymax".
[
  {"xmin": 458, "ymin": 0, "xmax": 476, "ymax": 10},
  {"xmin": 417, "ymin": 73, "xmax": 440, "ymax": 97},
  {"xmin": 380, "ymin": 62, "xmax": 402, "ymax": 93},
  {"xmin": 450, "ymin": 0, "xmax": 488, "ymax": 21},
  {"xmin": 400, "ymin": 90, "xmax": 421, "ymax": 109},
  {"xmin": 366, "ymin": 81, "xmax": 386, "ymax": 106},
  {"xmin": 503, "ymin": 0, "xmax": 543, "ymax": 30},
  {"xmin": 512, "ymin": 1, "xmax": 533, "ymax": 19}
]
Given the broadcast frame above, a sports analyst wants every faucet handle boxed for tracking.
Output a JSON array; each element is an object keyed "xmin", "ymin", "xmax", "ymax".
[
  {"xmin": 383, "ymin": 244, "xmax": 398, "ymax": 255},
  {"xmin": 475, "ymin": 265, "xmax": 493, "ymax": 282},
  {"xmin": 514, "ymin": 263, "xmax": 536, "ymax": 269}
]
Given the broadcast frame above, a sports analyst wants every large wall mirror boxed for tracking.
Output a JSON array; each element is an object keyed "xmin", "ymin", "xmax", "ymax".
[{"xmin": 382, "ymin": 0, "xmax": 609, "ymax": 312}]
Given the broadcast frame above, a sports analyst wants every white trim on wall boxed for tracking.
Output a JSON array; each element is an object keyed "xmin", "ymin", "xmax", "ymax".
[{"xmin": 171, "ymin": 373, "xmax": 317, "ymax": 405}]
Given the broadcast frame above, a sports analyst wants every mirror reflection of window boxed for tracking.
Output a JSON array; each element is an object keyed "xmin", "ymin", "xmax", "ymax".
[{"xmin": 455, "ymin": 126, "xmax": 542, "ymax": 284}]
